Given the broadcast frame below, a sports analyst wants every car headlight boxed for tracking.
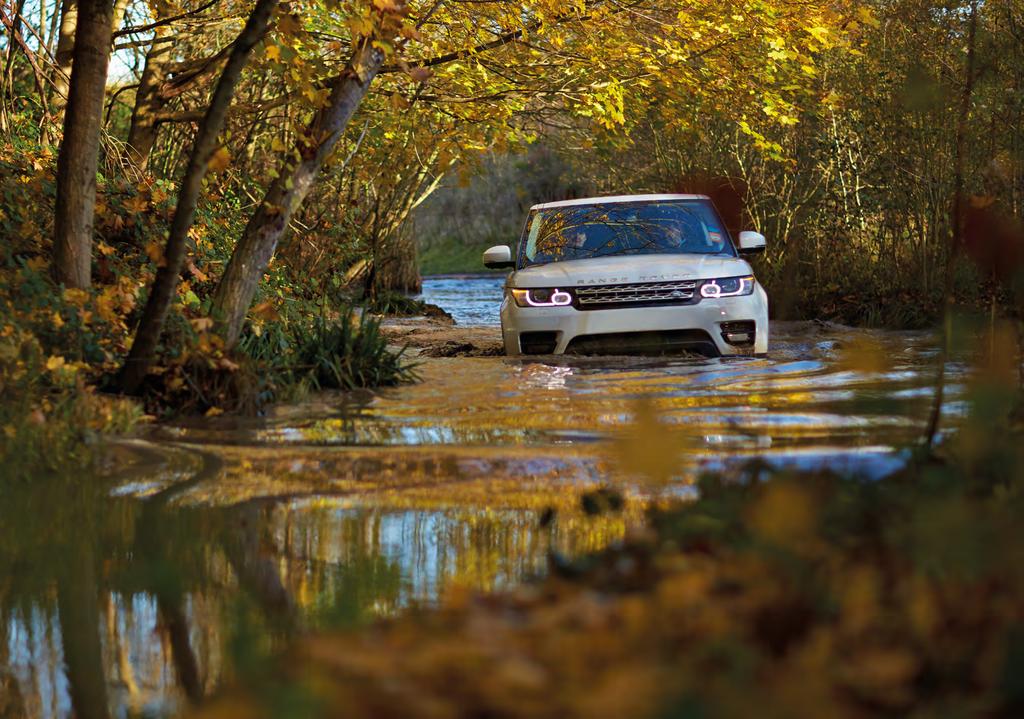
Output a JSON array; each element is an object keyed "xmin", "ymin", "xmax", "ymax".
[
  {"xmin": 510, "ymin": 288, "xmax": 573, "ymax": 307},
  {"xmin": 700, "ymin": 276, "xmax": 755, "ymax": 298}
]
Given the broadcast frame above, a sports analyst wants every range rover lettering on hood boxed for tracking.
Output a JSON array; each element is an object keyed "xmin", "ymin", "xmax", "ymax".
[{"xmin": 576, "ymin": 275, "xmax": 690, "ymax": 285}]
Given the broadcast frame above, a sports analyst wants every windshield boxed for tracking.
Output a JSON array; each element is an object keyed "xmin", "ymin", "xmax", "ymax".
[{"xmin": 518, "ymin": 200, "xmax": 735, "ymax": 267}]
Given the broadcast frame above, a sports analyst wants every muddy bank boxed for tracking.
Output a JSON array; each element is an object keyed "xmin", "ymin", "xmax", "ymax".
[{"xmin": 380, "ymin": 315, "xmax": 504, "ymax": 357}]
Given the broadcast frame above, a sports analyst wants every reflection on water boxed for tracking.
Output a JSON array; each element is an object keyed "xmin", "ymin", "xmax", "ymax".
[
  {"xmin": 1, "ymin": 473, "xmax": 627, "ymax": 718},
  {"xmin": 1, "ymin": 277, "xmax": 963, "ymax": 718}
]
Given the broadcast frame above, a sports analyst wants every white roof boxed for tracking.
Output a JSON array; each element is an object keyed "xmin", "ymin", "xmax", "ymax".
[{"xmin": 530, "ymin": 193, "xmax": 710, "ymax": 210}]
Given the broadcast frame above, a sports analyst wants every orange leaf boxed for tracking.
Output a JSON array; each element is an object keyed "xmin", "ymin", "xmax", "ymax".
[
  {"xmin": 187, "ymin": 259, "xmax": 209, "ymax": 282},
  {"xmin": 145, "ymin": 241, "xmax": 166, "ymax": 266},
  {"xmin": 250, "ymin": 301, "xmax": 279, "ymax": 321},
  {"xmin": 123, "ymin": 195, "xmax": 149, "ymax": 214}
]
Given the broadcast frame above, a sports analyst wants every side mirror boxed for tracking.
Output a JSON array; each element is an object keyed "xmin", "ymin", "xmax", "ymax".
[
  {"xmin": 738, "ymin": 230, "xmax": 766, "ymax": 254},
  {"xmin": 483, "ymin": 245, "xmax": 515, "ymax": 269}
]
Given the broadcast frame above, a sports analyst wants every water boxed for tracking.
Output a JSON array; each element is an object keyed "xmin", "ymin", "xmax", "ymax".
[
  {"xmin": 0, "ymin": 276, "xmax": 961, "ymax": 718},
  {"xmin": 416, "ymin": 274, "xmax": 505, "ymax": 325}
]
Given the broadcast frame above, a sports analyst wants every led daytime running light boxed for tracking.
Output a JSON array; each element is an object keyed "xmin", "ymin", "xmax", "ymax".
[
  {"xmin": 700, "ymin": 276, "xmax": 755, "ymax": 298},
  {"xmin": 511, "ymin": 288, "xmax": 573, "ymax": 307}
]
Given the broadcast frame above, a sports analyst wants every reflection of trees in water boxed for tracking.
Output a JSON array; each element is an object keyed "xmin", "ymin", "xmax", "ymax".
[
  {"xmin": 0, "ymin": 470, "xmax": 225, "ymax": 719},
  {"xmin": 265, "ymin": 503, "xmax": 629, "ymax": 605},
  {"xmin": 0, "ymin": 459, "xmax": 629, "ymax": 718}
]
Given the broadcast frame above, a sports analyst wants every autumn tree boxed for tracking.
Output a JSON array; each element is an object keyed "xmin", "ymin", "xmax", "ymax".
[
  {"xmin": 207, "ymin": 0, "xmax": 856, "ymax": 346},
  {"xmin": 209, "ymin": 2, "xmax": 407, "ymax": 346},
  {"xmin": 117, "ymin": 0, "xmax": 280, "ymax": 394}
]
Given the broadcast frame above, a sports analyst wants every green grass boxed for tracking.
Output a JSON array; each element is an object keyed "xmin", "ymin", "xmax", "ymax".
[{"xmin": 418, "ymin": 237, "xmax": 508, "ymax": 275}]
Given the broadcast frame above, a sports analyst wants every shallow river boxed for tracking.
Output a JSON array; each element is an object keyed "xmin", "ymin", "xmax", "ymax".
[{"xmin": 1, "ymin": 276, "xmax": 963, "ymax": 718}]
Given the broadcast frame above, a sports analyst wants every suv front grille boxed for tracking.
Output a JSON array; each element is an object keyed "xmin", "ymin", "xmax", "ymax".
[
  {"xmin": 575, "ymin": 280, "xmax": 699, "ymax": 310},
  {"xmin": 565, "ymin": 330, "xmax": 719, "ymax": 357}
]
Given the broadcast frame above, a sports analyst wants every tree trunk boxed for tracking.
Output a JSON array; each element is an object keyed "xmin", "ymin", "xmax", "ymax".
[
  {"xmin": 2, "ymin": 0, "xmax": 27, "ymax": 104},
  {"xmin": 51, "ymin": 0, "xmax": 77, "ymax": 112},
  {"xmin": 156, "ymin": 595, "xmax": 205, "ymax": 705},
  {"xmin": 222, "ymin": 503, "xmax": 298, "ymax": 627},
  {"xmin": 118, "ymin": 0, "xmax": 278, "ymax": 394},
  {"xmin": 125, "ymin": 23, "xmax": 173, "ymax": 168},
  {"xmin": 46, "ymin": 0, "xmax": 61, "ymax": 55},
  {"xmin": 52, "ymin": 0, "xmax": 113, "ymax": 289},
  {"xmin": 211, "ymin": 43, "xmax": 385, "ymax": 348},
  {"xmin": 52, "ymin": 0, "xmax": 122, "ymax": 115},
  {"xmin": 57, "ymin": 539, "xmax": 112, "ymax": 719}
]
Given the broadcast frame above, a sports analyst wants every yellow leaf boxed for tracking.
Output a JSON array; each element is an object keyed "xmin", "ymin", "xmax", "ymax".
[
  {"xmin": 805, "ymin": 25, "xmax": 830, "ymax": 44},
  {"xmin": 63, "ymin": 288, "xmax": 90, "ymax": 306},
  {"xmin": 208, "ymin": 147, "xmax": 231, "ymax": 174},
  {"xmin": 45, "ymin": 355, "xmax": 66, "ymax": 372},
  {"xmin": 204, "ymin": 406, "xmax": 224, "ymax": 417},
  {"xmin": 265, "ymin": 43, "xmax": 281, "ymax": 61},
  {"xmin": 610, "ymin": 398, "xmax": 680, "ymax": 484},
  {"xmin": 837, "ymin": 335, "xmax": 889, "ymax": 374},
  {"xmin": 856, "ymin": 6, "xmax": 880, "ymax": 28},
  {"xmin": 346, "ymin": 15, "xmax": 374, "ymax": 37}
]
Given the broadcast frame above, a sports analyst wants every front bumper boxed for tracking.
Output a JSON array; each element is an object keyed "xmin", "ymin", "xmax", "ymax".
[{"xmin": 500, "ymin": 286, "xmax": 769, "ymax": 356}]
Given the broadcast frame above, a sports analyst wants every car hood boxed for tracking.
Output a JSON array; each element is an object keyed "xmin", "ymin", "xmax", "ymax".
[{"xmin": 509, "ymin": 254, "xmax": 753, "ymax": 288}]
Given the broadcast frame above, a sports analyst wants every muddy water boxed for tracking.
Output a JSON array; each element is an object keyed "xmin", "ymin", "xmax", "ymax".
[{"xmin": 0, "ymin": 276, "xmax": 962, "ymax": 718}]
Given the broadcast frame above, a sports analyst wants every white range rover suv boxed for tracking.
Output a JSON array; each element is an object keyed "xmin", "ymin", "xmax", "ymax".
[{"xmin": 482, "ymin": 194, "xmax": 769, "ymax": 356}]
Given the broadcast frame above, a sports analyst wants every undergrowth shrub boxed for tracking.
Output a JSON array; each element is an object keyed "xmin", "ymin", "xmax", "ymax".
[
  {"xmin": 241, "ymin": 311, "xmax": 417, "ymax": 394},
  {"xmin": 0, "ymin": 326, "xmax": 141, "ymax": 478}
]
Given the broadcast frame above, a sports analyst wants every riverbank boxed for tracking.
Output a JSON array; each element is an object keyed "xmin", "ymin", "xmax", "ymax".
[{"xmin": 380, "ymin": 316, "xmax": 503, "ymax": 357}]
